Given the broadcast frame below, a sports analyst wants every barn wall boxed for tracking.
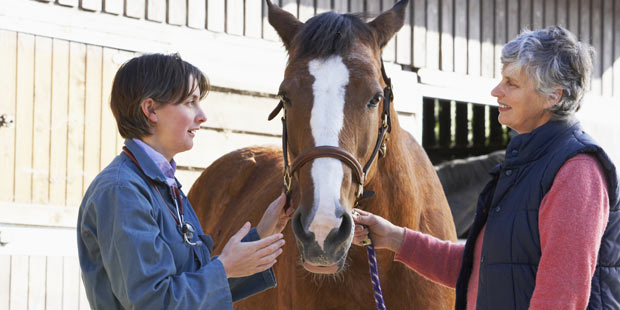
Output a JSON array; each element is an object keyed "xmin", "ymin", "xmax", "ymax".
[{"xmin": 0, "ymin": 1, "xmax": 619, "ymax": 308}]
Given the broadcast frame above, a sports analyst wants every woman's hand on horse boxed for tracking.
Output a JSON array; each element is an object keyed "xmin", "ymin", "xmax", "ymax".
[
  {"xmin": 257, "ymin": 192, "xmax": 294, "ymax": 239},
  {"xmin": 352, "ymin": 209, "xmax": 405, "ymax": 253},
  {"xmin": 219, "ymin": 222, "xmax": 286, "ymax": 278}
]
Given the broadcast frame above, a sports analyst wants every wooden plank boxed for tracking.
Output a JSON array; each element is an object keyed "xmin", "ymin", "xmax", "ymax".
[
  {"xmin": 45, "ymin": 256, "xmax": 63, "ymax": 309},
  {"xmin": 83, "ymin": 45, "xmax": 103, "ymax": 192},
  {"xmin": 556, "ymin": 0, "xmax": 568, "ymax": 27},
  {"xmin": 396, "ymin": 0, "xmax": 413, "ymax": 65},
  {"xmin": 412, "ymin": 0, "xmax": 425, "ymax": 67},
  {"xmin": 382, "ymin": 0, "xmax": 396, "ymax": 62},
  {"xmin": 100, "ymin": 48, "xmax": 120, "ymax": 169},
  {"xmin": 520, "ymin": 0, "xmax": 532, "ymax": 31},
  {"xmin": 15, "ymin": 33, "xmax": 35, "ymax": 204},
  {"xmin": 507, "ymin": 0, "xmax": 519, "ymax": 41},
  {"xmin": 202, "ymin": 91, "xmax": 281, "ymax": 135},
  {"xmin": 544, "ymin": 0, "xmax": 555, "ymax": 27},
  {"xmin": 422, "ymin": 98, "xmax": 436, "ymax": 147},
  {"xmin": 440, "ymin": 0, "xmax": 454, "ymax": 72},
  {"xmin": 567, "ymin": 0, "xmax": 579, "ymax": 35},
  {"xmin": 0, "ymin": 30, "xmax": 17, "ymax": 202},
  {"xmin": 207, "ymin": 0, "xmax": 225, "ymax": 32},
  {"xmin": 81, "ymin": 0, "xmax": 101, "ymax": 12},
  {"xmin": 428, "ymin": 0, "xmax": 443, "ymax": 69},
  {"xmin": 125, "ymin": 0, "xmax": 145, "ymax": 19},
  {"xmin": 481, "ymin": 0, "xmax": 494, "ymax": 77},
  {"xmin": 494, "ymin": 0, "xmax": 506, "ymax": 78},
  {"xmin": 66, "ymin": 42, "xmax": 86, "ymax": 207},
  {"xmin": 580, "ymin": 0, "xmax": 590, "ymax": 42},
  {"xmin": 62, "ymin": 256, "xmax": 80, "ymax": 310},
  {"xmin": 455, "ymin": 101, "xmax": 468, "ymax": 147},
  {"xmin": 146, "ymin": 0, "xmax": 166, "ymax": 23},
  {"xmin": 454, "ymin": 0, "xmax": 467, "ymax": 74},
  {"xmin": 10, "ymin": 255, "xmax": 29, "ymax": 309},
  {"xmin": 316, "ymin": 0, "xmax": 331, "ymax": 14},
  {"xmin": 615, "ymin": 0, "xmax": 620, "ymax": 96},
  {"xmin": 298, "ymin": 0, "xmax": 314, "ymax": 21},
  {"xmin": 472, "ymin": 104, "xmax": 485, "ymax": 147},
  {"xmin": 57, "ymin": 0, "xmax": 77, "ymax": 7},
  {"xmin": 245, "ymin": 0, "xmax": 263, "ymax": 37},
  {"xmin": 333, "ymin": 0, "xmax": 348, "ymax": 13},
  {"xmin": 226, "ymin": 0, "xmax": 244, "ymax": 35},
  {"xmin": 350, "ymin": 0, "xmax": 364, "ymax": 14},
  {"xmin": 175, "ymin": 130, "xmax": 281, "ymax": 169},
  {"xmin": 282, "ymin": 0, "xmax": 299, "ymax": 17},
  {"xmin": 591, "ymin": 0, "xmax": 602, "ymax": 95},
  {"xmin": 0, "ymin": 255, "xmax": 9, "ymax": 310},
  {"xmin": 438, "ymin": 99, "xmax": 451, "ymax": 147},
  {"xmin": 103, "ymin": 0, "xmax": 123, "ymax": 15},
  {"xmin": 187, "ymin": 0, "xmax": 207, "ymax": 29},
  {"xmin": 367, "ymin": 0, "xmax": 381, "ymax": 18},
  {"xmin": 28, "ymin": 256, "xmax": 47, "ymax": 310},
  {"xmin": 467, "ymin": 0, "xmax": 480, "ymax": 75},
  {"xmin": 168, "ymin": 0, "xmax": 187, "ymax": 26},
  {"xmin": 32, "ymin": 36, "xmax": 52, "ymax": 204},
  {"xmin": 532, "ymin": 0, "xmax": 543, "ymax": 29},
  {"xmin": 601, "ymin": 0, "xmax": 613, "ymax": 96},
  {"xmin": 175, "ymin": 168, "xmax": 204, "ymax": 191},
  {"xmin": 49, "ymin": 39, "xmax": 70, "ymax": 206}
]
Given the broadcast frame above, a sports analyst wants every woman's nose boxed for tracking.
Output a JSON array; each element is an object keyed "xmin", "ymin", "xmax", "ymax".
[
  {"xmin": 490, "ymin": 83, "xmax": 502, "ymax": 98},
  {"xmin": 196, "ymin": 106, "xmax": 207, "ymax": 124}
]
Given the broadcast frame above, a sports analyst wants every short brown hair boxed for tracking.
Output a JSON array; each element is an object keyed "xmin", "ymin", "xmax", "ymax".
[{"xmin": 110, "ymin": 53, "xmax": 209, "ymax": 139}]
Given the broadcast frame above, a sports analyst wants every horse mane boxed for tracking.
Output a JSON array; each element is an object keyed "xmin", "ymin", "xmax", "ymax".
[{"xmin": 292, "ymin": 12, "xmax": 375, "ymax": 59}]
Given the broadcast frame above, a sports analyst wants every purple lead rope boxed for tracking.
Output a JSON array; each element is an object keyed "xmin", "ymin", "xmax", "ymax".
[{"xmin": 364, "ymin": 240, "xmax": 387, "ymax": 310}]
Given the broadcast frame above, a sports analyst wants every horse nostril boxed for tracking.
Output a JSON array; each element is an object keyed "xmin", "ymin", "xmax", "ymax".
[{"xmin": 292, "ymin": 211, "xmax": 314, "ymax": 244}]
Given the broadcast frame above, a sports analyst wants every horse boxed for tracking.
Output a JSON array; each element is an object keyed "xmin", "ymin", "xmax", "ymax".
[
  {"xmin": 435, "ymin": 150, "xmax": 505, "ymax": 238},
  {"xmin": 187, "ymin": 1, "xmax": 457, "ymax": 308}
]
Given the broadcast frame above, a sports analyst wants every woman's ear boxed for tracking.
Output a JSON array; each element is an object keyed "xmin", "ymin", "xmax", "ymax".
[
  {"xmin": 141, "ymin": 99, "xmax": 158, "ymax": 123},
  {"xmin": 546, "ymin": 88, "xmax": 563, "ymax": 108}
]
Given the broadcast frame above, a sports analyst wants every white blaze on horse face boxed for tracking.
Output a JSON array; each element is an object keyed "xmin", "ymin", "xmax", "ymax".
[{"xmin": 307, "ymin": 55, "xmax": 349, "ymax": 250}]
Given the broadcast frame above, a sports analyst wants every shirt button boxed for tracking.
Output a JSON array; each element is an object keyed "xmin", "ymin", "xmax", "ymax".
[
  {"xmin": 495, "ymin": 206, "xmax": 501, "ymax": 212},
  {"xmin": 481, "ymin": 255, "xmax": 485, "ymax": 263},
  {"xmin": 505, "ymin": 169, "xmax": 513, "ymax": 176}
]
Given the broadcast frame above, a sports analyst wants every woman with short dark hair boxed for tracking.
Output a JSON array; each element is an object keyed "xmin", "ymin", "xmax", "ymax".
[
  {"xmin": 353, "ymin": 26, "xmax": 620, "ymax": 309},
  {"xmin": 77, "ymin": 53, "xmax": 291, "ymax": 309}
]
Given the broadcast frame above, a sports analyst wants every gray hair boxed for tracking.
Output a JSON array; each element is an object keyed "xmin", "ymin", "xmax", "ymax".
[{"xmin": 501, "ymin": 26, "xmax": 594, "ymax": 121}]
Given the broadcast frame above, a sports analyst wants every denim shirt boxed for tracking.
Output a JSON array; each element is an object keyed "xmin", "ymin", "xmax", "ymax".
[{"xmin": 77, "ymin": 139, "xmax": 276, "ymax": 309}]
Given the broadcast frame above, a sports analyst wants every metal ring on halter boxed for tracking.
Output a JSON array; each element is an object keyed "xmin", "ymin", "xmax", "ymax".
[{"xmin": 283, "ymin": 166, "xmax": 292, "ymax": 192}]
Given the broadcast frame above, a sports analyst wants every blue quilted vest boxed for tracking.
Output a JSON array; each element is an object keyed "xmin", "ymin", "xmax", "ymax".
[{"xmin": 454, "ymin": 119, "xmax": 620, "ymax": 310}]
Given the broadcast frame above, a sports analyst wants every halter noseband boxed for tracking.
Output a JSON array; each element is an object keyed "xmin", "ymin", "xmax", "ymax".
[{"xmin": 269, "ymin": 59, "xmax": 394, "ymax": 205}]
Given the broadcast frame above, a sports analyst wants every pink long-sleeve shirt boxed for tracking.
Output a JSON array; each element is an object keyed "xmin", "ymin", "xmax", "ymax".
[{"xmin": 395, "ymin": 154, "xmax": 609, "ymax": 310}]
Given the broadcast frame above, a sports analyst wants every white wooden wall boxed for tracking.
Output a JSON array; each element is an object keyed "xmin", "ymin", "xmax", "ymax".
[{"xmin": 0, "ymin": 0, "xmax": 619, "ymax": 308}]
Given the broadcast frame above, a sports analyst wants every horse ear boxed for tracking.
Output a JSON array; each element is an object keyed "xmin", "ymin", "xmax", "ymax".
[
  {"xmin": 266, "ymin": 0, "xmax": 304, "ymax": 50},
  {"xmin": 368, "ymin": 0, "xmax": 410, "ymax": 48}
]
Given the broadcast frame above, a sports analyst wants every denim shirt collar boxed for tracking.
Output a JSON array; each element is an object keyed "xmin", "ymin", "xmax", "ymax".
[
  {"xmin": 124, "ymin": 139, "xmax": 181, "ymax": 188},
  {"xmin": 504, "ymin": 118, "xmax": 580, "ymax": 167}
]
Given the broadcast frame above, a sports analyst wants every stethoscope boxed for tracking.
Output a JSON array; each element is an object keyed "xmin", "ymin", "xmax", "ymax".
[{"xmin": 123, "ymin": 147, "xmax": 203, "ymax": 247}]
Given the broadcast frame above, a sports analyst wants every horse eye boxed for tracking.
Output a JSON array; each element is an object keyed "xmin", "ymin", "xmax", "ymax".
[{"xmin": 367, "ymin": 94, "xmax": 383, "ymax": 108}]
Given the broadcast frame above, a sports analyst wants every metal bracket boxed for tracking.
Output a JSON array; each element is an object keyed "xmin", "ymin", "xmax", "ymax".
[
  {"xmin": 0, "ymin": 231, "xmax": 8, "ymax": 246},
  {"xmin": 0, "ymin": 114, "xmax": 14, "ymax": 128}
]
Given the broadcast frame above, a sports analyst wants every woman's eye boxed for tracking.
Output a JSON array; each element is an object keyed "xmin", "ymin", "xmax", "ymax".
[{"xmin": 368, "ymin": 94, "xmax": 383, "ymax": 107}]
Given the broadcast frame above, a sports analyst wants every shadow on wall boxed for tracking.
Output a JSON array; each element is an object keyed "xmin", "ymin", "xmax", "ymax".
[{"xmin": 435, "ymin": 150, "xmax": 506, "ymax": 238}]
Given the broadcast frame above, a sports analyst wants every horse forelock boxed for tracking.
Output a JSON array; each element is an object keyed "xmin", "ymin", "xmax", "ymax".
[{"xmin": 292, "ymin": 12, "xmax": 376, "ymax": 60}]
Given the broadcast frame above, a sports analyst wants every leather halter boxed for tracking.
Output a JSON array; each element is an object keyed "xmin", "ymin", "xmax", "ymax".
[{"xmin": 269, "ymin": 59, "xmax": 394, "ymax": 205}]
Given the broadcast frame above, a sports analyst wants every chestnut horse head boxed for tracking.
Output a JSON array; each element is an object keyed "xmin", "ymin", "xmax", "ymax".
[{"xmin": 266, "ymin": 0, "xmax": 409, "ymax": 274}]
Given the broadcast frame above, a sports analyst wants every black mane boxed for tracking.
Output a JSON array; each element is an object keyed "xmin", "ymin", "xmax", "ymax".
[{"xmin": 293, "ymin": 12, "xmax": 375, "ymax": 59}]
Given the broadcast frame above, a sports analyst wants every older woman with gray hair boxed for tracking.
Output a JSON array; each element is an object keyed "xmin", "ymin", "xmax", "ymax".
[{"xmin": 352, "ymin": 25, "xmax": 620, "ymax": 309}]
